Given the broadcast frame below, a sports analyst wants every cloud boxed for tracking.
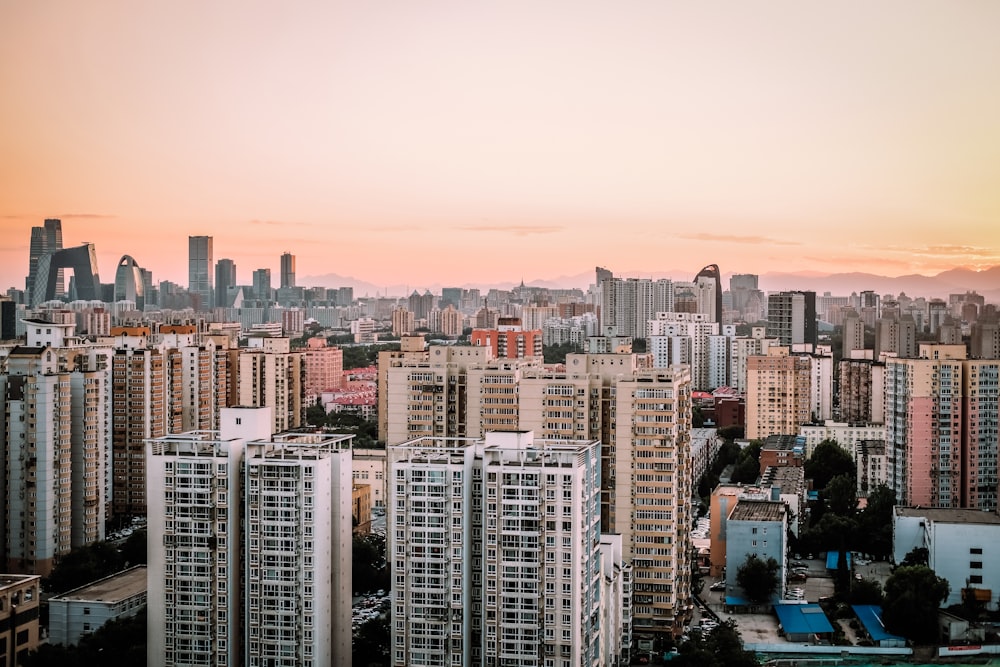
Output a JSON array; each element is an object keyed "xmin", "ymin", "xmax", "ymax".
[
  {"xmin": 676, "ymin": 233, "xmax": 801, "ymax": 246},
  {"xmin": 247, "ymin": 219, "xmax": 312, "ymax": 227},
  {"xmin": 874, "ymin": 244, "xmax": 1000, "ymax": 260},
  {"xmin": 368, "ymin": 224, "xmax": 424, "ymax": 232},
  {"xmin": 57, "ymin": 213, "xmax": 117, "ymax": 219},
  {"xmin": 803, "ymin": 254, "xmax": 914, "ymax": 270},
  {"xmin": 455, "ymin": 224, "xmax": 564, "ymax": 236}
]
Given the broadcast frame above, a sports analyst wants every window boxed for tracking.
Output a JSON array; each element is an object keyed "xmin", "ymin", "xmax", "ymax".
[
  {"xmin": 970, "ymin": 547, "xmax": 983, "ymax": 555},
  {"xmin": 970, "ymin": 575, "xmax": 984, "ymax": 584},
  {"xmin": 970, "ymin": 561, "xmax": 983, "ymax": 569}
]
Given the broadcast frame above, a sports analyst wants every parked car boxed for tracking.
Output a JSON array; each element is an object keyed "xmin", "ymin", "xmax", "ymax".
[
  {"xmin": 788, "ymin": 572, "xmax": 808, "ymax": 582},
  {"xmin": 709, "ymin": 581, "xmax": 726, "ymax": 591}
]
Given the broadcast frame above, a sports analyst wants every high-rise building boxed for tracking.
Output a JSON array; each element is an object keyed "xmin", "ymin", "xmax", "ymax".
[
  {"xmin": 766, "ymin": 291, "xmax": 817, "ymax": 348},
  {"xmin": 875, "ymin": 314, "xmax": 917, "ymax": 360},
  {"xmin": 440, "ymin": 287, "xmax": 462, "ymax": 309},
  {"xmin": 389, "ymin": 431, "xmax": 606, "ymax": 667},
  {"xmin": 470, "ymin": 318, "xmax": 543, "ymax": 359},
  {"xmin": 303, "ymin": 337, "xmax": 344, "ymax": 403},
  {"xmin": 279, "ymin": 252, "xmax": 296, "ymax": 289},
  {"xmin": 600, "ymin": 277, "xmax": 674, "ymax": 339},
  {"xmin": 842, "ymin": 308, "xmax": 865, "ymax": 359},
  {"xmin": 187, "ymin": 235, "xmax": 214, "ymax": 311},
  {"xmin": 1, "ymin": 345, "xmax": 107, "ymax": 574},
  {"xmin": 746, "ymin": 348, "xmax": 813, "ymax": 440},
  {"xmin": 112, "ymin": 255, "xmax": 146, "ymax": 309},
  {"xmin": 237, "ymin": 336, "xmax": 305, "ymax": 434},
  {"xmin": 147, "ymin": 408, "xmax": 355, "ymax": 667},
  {"xmin": 215, "ymin": 258, "xmax": 237, "ymax": 309},
  {"xmin": 390, "ymin": 306, "xmax": 415, "ymax": 336},
  {"xmin": 694, "ymin": 264, "xmax": 722, "ymax": 323},
  {"xmin": 31, "ymin": 244, "xmax": 103, "ymax": 307},
  {"xmin": 0, "ymin": 297, "xmax": 16, "ymax": 340},
  {"xmin": 252, "ymin": 268, "xmax": 272, "ymax": 302},
  {"xmin": 839, "ymin": 359, "xmax": 885, "ymax": 424}
]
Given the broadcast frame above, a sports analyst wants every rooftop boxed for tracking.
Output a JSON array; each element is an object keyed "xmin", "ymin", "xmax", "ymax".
[
  {"xmin": 0, "ymin": 574, "xmax": 40, "ymax": 590},
  {"xmin": 896, "ymin": 507, "xmax": 1000, "ymax": 525},
  {"xmin": 729, "ymin": 499, "xmax": 786, "ymax": 523},
  {"xmin": 50, "ymin": 566, "xmax": 146, "ymax": 602}
]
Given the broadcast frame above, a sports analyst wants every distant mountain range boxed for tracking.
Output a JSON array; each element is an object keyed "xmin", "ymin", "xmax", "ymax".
[{"xmin": 302, "ymin": 267, "xmax": 1000, "ymax": 302}]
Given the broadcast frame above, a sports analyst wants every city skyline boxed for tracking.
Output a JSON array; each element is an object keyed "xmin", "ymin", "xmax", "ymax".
[{"xmin": 3, "ymin": 2, "xmax": 1000, "ymax": 289}]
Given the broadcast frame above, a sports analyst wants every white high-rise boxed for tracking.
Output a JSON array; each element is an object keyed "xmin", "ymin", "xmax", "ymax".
[
  {"xmin": 389, "ymin": 431, "xmax": 609, "ymax": 667},
  {"xmin": 147, "ymin": 407, "xmax": 354, "ymax": 667}
]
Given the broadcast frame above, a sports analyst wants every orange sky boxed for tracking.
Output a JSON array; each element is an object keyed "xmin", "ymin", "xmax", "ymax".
[{"xmin": 2, "ymin": 1, "xmax": 999, "ymax": 291}]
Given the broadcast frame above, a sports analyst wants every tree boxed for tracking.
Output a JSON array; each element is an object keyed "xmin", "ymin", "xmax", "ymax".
[
  {"xmin": 849, "ymin": 578, "xmax": 884, "ymax": 606},
  {"xmin": 899, "ymin": 547, "xmax": 929, "ymax": 568},
  {"xmin": 729, "ymin": 441, "xmax": 763, "ymax": 484},
  {"xmin": 542, "ymin": 341, "xmax": 583, "ymax": 364},
  {"xmin": 353, "ymin": 533, "xmax": 389, "ymax": 594},
  {"xmin": 353, "ymin": 613, "xmax": 390, "ymax": 666},
  {"xmin": 805, "ymin": 440, "xmax": 856, "ymax": 490},
  {"xmin": 45, "ymin": 541, "xmax": 123, "ymax": 594},
  {"xmin": 22, "ymin": 608, "xmax": 146, "ymax": 666},
  {"xmin": 736, "ymin": 553, "xmax": 779, "ymax": 604},
  {"xmin": 857, "ymin": 484, "xmax": 896, "ymax": 558},
  {"xmin": 673, "ymin": 620, "xmax": 757, "ymax": 667},
  {"xmin": 306, "ymin": 398, "xmax": 327, "ymax": 427},
  {"xmin": 883, "ymin": 565, "xmax": 950, "ymax": 641},
  {"xmin": 823, "ymin": 473, "xmax": 859, "ymax": 517}
]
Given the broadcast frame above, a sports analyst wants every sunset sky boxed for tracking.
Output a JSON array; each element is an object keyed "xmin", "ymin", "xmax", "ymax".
[{"xmin": 2, "ymin": 1, "xmax": 999, "ymax": 291}]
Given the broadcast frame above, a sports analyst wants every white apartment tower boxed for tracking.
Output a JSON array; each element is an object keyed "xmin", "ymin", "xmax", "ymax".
[
  {"xmin": 389, "ymin": 431, "xmax": 606, "ymax": 667},
  {"xmin": 147, "ymin": 407, "xmax": 354, "ymax": 667}
]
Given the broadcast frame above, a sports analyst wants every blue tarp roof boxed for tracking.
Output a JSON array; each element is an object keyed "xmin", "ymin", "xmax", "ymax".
[
  {"xmin": 852, "ymin": 605, "xmax": 905, "ymax": 643},
  {"xmin": 774, "ymin": 604, "xmax": 834, "ymax": 636},
  {"xmin": 825, "ymin": 551, "xmax": 851, "ymax": 569},
  {"xmin": 725, "ymin": 595, "xmax": 751, "ymax": 605}
]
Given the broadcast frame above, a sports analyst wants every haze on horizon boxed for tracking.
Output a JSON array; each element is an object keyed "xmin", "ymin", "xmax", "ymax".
[{"xmin": 2, "ymin": 1, "xmax": 999, "ymax": 291}]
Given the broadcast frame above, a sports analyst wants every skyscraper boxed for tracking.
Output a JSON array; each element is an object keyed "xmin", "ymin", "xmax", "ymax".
[
  {"xmin": 215, "ymin": 258, "xmax": 237, "ymax": 309},
  {"xmin": 766, "ymin": 291, "xmax": 817, "ymax": 348},
  {"xmin": 694, "ymin": 264, "xmax": 723, "ymax": 323},
  {"xmin": 252, "ymin": 268, "xmax": 272, "ymax": 302},
  {"xmin": 280, "ymin": 252, "xmax": 295, "ymax": 289},
  {"xmin": 187, "ymin": 235, "xmax": 214, "ymax": 311}
]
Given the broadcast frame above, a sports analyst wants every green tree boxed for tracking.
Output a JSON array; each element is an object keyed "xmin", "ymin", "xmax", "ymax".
[
  {"xmin": 883, "ymin": 565, "xmax": 950, "ymax": 641},
  {"xmin": 306, "ymin": 398, "xmax": 327, "ymax": 426},
  {"xmin": 542, "ymin": 341, "xmax": 583, "ymax": 364},
  {"xmin": 849, "ymin": 578, "xmax": 884, "ymax": 606},
  {"xmin": 729, "ymin": 441, "xmax": 763, "ymax": 484},
  {"xmin": 353, "ymin": 533, "xmax": 389, "ymax": 594},
  {"xmin": 119, "ymin": 530, "xmax": 147, "ymax": 568},
  {"xmin": 823, "ymin": 473, "xmax": 859, "ymax": 517},
  {"xmin": 673, "ymin": 620, "xmax": 757, "ymax": 667},
  {"xmin": 353, "ymin": 613, "xmax": 390, "ymax": 666},
  {"xmin": 717, "ymin": 425, "xmax": 744, "ymax": 440},
  {"xmin": 45, "ymin": 541, "xmax": 123, "ymax": 594},
  {"xmin": 857, "ymin": 484, "xmax": 896, "ymax": 558},
  {"xmin": 736, "ymin": 553, "xmax": 779, "ymax": 604},
  {"xmin": 900, "ymin": 547, "xmax": 929, "ymax": 568},
  {"xmin": 805, "ymin": 440, "xmax": 856, "ymax": 490}
]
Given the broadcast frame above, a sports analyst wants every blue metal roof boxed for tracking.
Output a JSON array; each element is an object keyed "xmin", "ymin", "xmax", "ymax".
[
  {"xmin": 825, "ymin": 551, "xmax": 851, "ymax": 570},
  {"xmin": 774, "ymin": 604, "xmax": 834, "ymax": 636},
  {"xmin": 852, "ymin": 605, "xmax": 905, "ymax": 643}
]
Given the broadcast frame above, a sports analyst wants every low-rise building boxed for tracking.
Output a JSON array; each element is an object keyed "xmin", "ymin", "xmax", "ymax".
[
  {"xmin": 0, "ymin": 574, "xmax": 41, "ymax": 666},
  {"xmin": 48, "ymin": 566, "xmax": 147, "ymax": 646},
  {"xmin": 893, "ymin": 507, "xmax": 1000, "ymax": 610},
  {"xmin": 352, "ymin": 483, "xmax": 372, "ymax": 534}
]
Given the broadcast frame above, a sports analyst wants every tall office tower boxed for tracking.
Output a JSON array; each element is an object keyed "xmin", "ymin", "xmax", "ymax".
[
  {"xmin": 303, "ymin": 337, "xmax": 344, "ymax": 403},
  {"xmin": 252, "ymin": 268, "xmax": 272, "ymax": 302},
  {"xmin": 693, "ymin": 264, "xmax": 722, "ymax": 323},
  {"xmin": 215, "ymin": 258, "xmax": 237, "ymax": 309},
  {"xmin": 875, "ymin": 314, "xmax": 917, "ymax": 360},
  {"xmin": 238, "ymin": 336, "xmax": 305, "ymax": 434},
  {"xmin": 595, "ymin": 266, "xmax": 613, "ymax": 286},
  {"xmin": 187, "ymin": 236, "xmax": 214, "ymax": 311},
  {"xmin": 25, "ymin": 226, "xmax": 47, "ymax": 301},
  {"xmin": 244, "ymin": 431, "xmax": 354, "ymax": 666},
  {"xmin": 885, "ymin": 345, "xmax": 968, "ymax": 508},
  {"xmin": 112, "ymin": 255, "xmax": 146, "ymax": 309},
  {"xmin": 44, "ymin": 218, "xmax": 65, "ymax": 296},
  {"xmin": 0, "ymin": 297, "xmax": 16, "ymax": 340},
  {"xmin": 612, "ymin": 367, "xmax": 693, "ymax": 640},
  {"xmin": 839, "ymin": 359, "xmax": 885, "ymax": 424},
  {"xmin": 390, "ymin": 306, "xmax": 415, "ymax": 336},
  {"xmin": 842, "ymin": 309, "xmax": 865, "ymax": 359},
  {"xmin": 766, "ymin": 291, "xmax": 817, "ymax": 348},
  {"xmin": 147, "ymin": 408, "xmax": 272, "ymax": 667},
  {"xmin": 647, "ymin": 312, "xmax": 719, "ymax": 390},
  {"xmin": 440, "ymin": 287, "xmax": 462, "ymax": 309},
  {"xmin": 389, "ymin": 431, "xmax": 605, "ymax": 667},
  {"xmin": 279, "ymin": 252, "xmax": 296, "ymax": 289},
  {"xmin": 728, "ymin": 273, "xmax": 759, "ymax": 318},
  {"xmin": 600, "ymin": 277, "xmax": 673, "ymax": 339},
  {"xmin": 746, "ymin": 348, "xmax": 812, "ymax": 440},
  {"xmin": 111, "ymin": 341, "xmax": 174, "ymax": 517}
]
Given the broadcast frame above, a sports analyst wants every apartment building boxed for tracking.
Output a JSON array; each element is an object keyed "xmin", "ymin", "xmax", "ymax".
[
  {"xmin": 745, "ymin": 348, "xmax": 812, "ymax": 440},
  {"xmin": 237, "ymin": 336, "xmax": 305, "ymax": 435},
  {"xmin": 388, "ymin": 431, "xmax": 611, "ymax": 667},
  {"xmin": 147, "ymin": 407, "xmax": 354, "ymax": 667}
]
